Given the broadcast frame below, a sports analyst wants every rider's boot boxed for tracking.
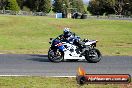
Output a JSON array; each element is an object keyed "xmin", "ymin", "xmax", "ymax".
[{"xmin": 79, "ymin": 47, "xmax": 86, "ymax": 57}]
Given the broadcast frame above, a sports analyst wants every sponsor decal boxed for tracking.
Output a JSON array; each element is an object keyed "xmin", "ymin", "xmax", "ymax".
[{"xmin": 76, "ymin": 66, "xmax": 131, "ymax": 85}]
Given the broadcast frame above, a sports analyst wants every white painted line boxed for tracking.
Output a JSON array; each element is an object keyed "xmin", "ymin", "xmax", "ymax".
[
  {"xmin": 52, "ymin": 76, "xmax": 76, "ymax": 78},
  {"xmin": 0, "ymin": 75, "xmax": 30, "ymax": 77},
  {"xmin": 0, "ymin": 75, "xmax": 76, "ymax": 77}
]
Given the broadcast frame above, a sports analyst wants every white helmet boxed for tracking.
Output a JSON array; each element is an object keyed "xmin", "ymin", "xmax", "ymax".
[
  {"xmin": 63, "ymin": 28, "xmax": 71, "ymax": 38},
  {"xmin": 63, "ymin": 28, "xmax": 70, "ymax": 34}
]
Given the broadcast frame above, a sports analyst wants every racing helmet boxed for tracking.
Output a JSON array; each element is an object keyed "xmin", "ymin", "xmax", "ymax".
[
  {"xmin": 63, "ymin": 28, "xmax": 71, "ymax": 38},
  {"xmin": 63, "ymin": 28, "xmax": 70, "ymax": 34}
]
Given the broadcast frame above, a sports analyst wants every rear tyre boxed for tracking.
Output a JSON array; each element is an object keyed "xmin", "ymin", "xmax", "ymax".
[
  {"xmin": 48, "ymin": 49, "xmax": 64, "ymax": 63},
  {"xmin": 85, "ymin": 48, "xmax": 102, "ymax": 63}
]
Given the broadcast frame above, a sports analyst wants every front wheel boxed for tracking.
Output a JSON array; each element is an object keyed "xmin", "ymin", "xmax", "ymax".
[
  {"xmin": 85, "ymin": 48, "xmax": 102, "ymax": 63},
  {"xmin": 48, "ymin": 49, "xmax": 64, "ymax": 63}
]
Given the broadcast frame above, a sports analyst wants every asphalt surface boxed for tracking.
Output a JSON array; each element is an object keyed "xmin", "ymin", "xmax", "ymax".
[{"xmin": 0, "ymin": 54, "xmax": 131, "ymax": 76}]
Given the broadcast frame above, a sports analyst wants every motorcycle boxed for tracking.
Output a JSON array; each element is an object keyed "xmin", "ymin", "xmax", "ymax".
[{"xmin": 48, "ymin": 38, "xmax": 102, "ymax": 63}]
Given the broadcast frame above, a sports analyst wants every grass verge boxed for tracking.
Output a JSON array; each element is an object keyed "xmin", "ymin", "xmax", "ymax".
[
  {"xmin": 0, "ymin": 15, "xmax": 132, "ymax": 55},
  {"xmin": 0, "ymin": 77, "xmax": 131, "ymax": 88}
]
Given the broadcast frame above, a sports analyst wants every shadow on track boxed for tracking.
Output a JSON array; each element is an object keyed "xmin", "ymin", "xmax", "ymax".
[
  {"xmin": 28, "ymin": 54, "xmax": 50, "ymax": 62},
  {"xmin": 31, "ymin": 54, "xmax": 48, "ymax": 57},
  {"xmin": 28, "ymin": 54, "xmax": 89, "ymax": 63}
]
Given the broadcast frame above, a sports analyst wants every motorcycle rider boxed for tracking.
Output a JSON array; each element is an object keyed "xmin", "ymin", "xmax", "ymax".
[
  {"xmin": 57, "ymin": 28, "xmax": 86, "ymax": 57},
  {"xmin": 57, "ymin": 28, "xmax": 75, "ymax": 42}
]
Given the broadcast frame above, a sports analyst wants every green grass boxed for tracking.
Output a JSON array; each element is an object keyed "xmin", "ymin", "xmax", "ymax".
[
  {"xmin": 0, "ymin": 77, "xmax": 130, "ymax": 88},
  {"xmin": 0, "ymin": 15, "xmax": 132, "ymax": 55}
]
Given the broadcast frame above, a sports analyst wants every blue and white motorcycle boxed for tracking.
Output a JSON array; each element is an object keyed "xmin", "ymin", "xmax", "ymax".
[{"xmin": 48, "ymin": 38, "xmax": 102, "ymax": 63}]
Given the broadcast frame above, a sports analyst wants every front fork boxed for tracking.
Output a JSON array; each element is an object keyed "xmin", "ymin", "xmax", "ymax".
[{"xmin": 50, "ymin": 47, "xmax": 64, "ymax": 57}]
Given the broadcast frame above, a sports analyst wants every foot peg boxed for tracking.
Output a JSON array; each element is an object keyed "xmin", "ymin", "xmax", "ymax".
[{"xmin": 69, "ymin": 54, "xmax": 72, "ymax": 56}]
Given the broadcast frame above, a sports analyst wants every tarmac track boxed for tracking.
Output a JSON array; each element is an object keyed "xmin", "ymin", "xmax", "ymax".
[{"xmin": 0, "ymin": 54, "xmax": 131, "ymax": 76}]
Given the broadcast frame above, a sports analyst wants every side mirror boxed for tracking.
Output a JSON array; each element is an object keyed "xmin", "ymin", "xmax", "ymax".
[{"xmin": 50, "ymin": 38, "xmax": 53, "ymax": 40}]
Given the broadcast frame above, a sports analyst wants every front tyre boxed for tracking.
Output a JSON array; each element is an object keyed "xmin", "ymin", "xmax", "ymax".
[
  {"xmin": 85, "ymin": 48, "xmax": 102, "ymax": 63},
  {"xmin": 48, "ymin": 49, "xmax": 64, "ymax": 63}
]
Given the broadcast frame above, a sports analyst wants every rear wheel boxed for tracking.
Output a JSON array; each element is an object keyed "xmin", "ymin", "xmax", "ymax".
[
  {"xmin": 48, "ymin": 49, "xmax": 64, "ymax": 63},
  {"xmin": 85, "ymin": 48, "xmax": 102, "ymax": 63}
]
